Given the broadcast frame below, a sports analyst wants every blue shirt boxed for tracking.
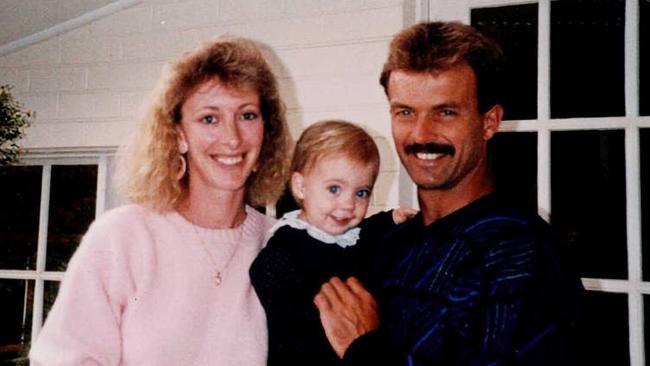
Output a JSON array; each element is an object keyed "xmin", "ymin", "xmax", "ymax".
[{"xmin": 346, "ymin": 193, "xmax": 583, "ymax": 366}]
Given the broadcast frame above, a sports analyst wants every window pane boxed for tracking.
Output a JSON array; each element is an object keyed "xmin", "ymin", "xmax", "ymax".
[
  {"xmin": 551, "ymin": 130, "xmax": 626, "ymax": 279},
  {"xmin": 43, "ymin": 281, "xmax": 61, "ymax": 322},
  {"xmin": 0, "ymin": 165, "xmax": 41, "ymax": 270},
  {"xmin": 642, "ymin": 129, "xmax": 650, "ymax": 280},
  {"xmin": 471, "ymin": 3, "xmax": 538, "ymax": 121},
  {"xmin": 644, "ymin": 294, "xmax": 650, "ymax": 362},
  {"xmin": 551, "ymin": 0, "xmax": 625, "ymax": 118},
  {"xmin": 641, "ymin": 0, "xmax": 650, "ymax": 116},
  {"xmin": 46, "ymin": 165, "xmax": 97, "ymax": 271},
  {"xmin": 0, "ymin": 279, "xmax": 33, "ymax": 364},
  {"xmin": 577, "ymin": 291, "xmax": 629, "ymax": 365},
  {"xmin": 489, "ymin": 132, "xmax": 537, "ymax": 211}
]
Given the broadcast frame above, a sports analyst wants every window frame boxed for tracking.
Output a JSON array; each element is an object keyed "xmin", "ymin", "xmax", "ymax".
[{"xmin": 0, "ymin": 147, "xmax": 118, "ymax": 343}]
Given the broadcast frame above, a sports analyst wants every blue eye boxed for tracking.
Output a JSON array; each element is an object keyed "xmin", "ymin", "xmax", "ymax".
[
  {"xmin": 328, "ymin": 185, "xmax": 341, "ymax": 194},
  {"xmin": 202, "ymin": 115, "xmax": 217, "ymax": 124},
  {"xmin": 241, "ymin": 112, "xmax": 258, "ymax": 121},
  {"xmin": 356, "ymin": 189, "xmax": 371, "ymax": 199}
]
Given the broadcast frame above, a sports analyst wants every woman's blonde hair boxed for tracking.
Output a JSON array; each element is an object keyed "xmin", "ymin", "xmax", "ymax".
[{"xmin": 120, "ymin": 36, "xmax": 290, "ymax": 211}]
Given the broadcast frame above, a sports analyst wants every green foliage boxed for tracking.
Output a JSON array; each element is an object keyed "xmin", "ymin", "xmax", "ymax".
[{"xmin": 0, "ymin": 85, "xmax": 32, "ymax": 166}]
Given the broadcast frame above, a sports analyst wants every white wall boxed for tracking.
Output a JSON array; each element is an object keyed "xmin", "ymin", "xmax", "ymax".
[{"xmin": 0, "ymin": 0, "xmax": 421, "ymax": 212}]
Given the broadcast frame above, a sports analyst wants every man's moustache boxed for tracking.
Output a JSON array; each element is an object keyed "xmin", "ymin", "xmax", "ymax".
[{"xmin": 404, "ymin": 142, "xmax": 455, "ymax": 156}]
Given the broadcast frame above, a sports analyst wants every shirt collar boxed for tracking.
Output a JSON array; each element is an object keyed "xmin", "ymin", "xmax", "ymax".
[{"xmin": 270, "ymin": 210, "xmax": 361, "ymax": 248}]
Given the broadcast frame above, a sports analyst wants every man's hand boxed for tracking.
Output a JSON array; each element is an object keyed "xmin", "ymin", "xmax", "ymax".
[
  {"xmin": 392, "ymin": 207, "xmax": 418, "ymax": 224},
  {"xmin": 313, "ymin": 277, "xmax": 380, "ymax": 358}
]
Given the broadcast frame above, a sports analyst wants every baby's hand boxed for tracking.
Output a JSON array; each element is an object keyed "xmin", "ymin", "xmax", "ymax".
[{"xmin": 392, "ymin": 207, "xmax": 418, "ymax": 224}]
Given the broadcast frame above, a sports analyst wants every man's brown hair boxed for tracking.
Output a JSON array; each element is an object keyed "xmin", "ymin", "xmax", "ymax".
[{"xmin": 380, "ymin": 21, "xmax": 504, "ymax": 113}]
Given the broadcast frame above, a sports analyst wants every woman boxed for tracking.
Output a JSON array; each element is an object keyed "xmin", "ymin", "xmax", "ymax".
[{"xmin": 29, "ymin": 36, "xmax": 290, "ymax": 365}]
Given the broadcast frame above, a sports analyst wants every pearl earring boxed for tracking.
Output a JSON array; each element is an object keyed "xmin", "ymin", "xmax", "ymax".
[{"xmin": 179, "ymin": 140, "xmax": 188, "ymax": 154}]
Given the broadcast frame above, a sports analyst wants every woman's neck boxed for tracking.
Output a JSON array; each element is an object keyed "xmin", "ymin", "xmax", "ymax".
[{"xmin": 177, "ymin": 188, "xmax": 247, "ymax": 229}]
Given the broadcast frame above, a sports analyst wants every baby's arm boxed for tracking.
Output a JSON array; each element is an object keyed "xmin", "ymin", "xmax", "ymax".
[{"xmin": 391, "ymin": 207, "xmax": 418, "ymax": 224}]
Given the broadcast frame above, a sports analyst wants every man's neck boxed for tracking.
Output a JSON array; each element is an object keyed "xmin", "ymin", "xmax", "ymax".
[{"xmin": 418, "ymin": 180, "xmax": 494, "ymax": 226}]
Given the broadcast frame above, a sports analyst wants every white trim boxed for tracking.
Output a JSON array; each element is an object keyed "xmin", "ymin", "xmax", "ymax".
[
  {"xmin": 467, "ymin": 0, "xmax": 538, "ymax": 7},
  {"xmin": 537, "ymin": 0, "xmax": 550, "ymax": 122},
  {"xmin": 630, "ymin": 292, "xmax": 645, "ymax": 366},
  {"xmin": 96, "ymin": 155, "xmax": 108, "ymax": 217},
  {"xmin": 626, "ymin": 2, "xmax": 642, "ymax": 363},
  {"xmin": 498, "ymin": 116, "xmax": 650, "ymax": 132},
  {"xmin": 20, "ymin": 147, "xmax": 119, "ymax": 162},
  {"xmin": 626, "ymin": 0, "xmax": 640, "ymax": 119},
  {"xmin": 582, "ymin": 278, "xmax": 636, "ymax": 293},
  {"xmin": 0, "ymin": 270, "xmax": 64, "ymax": 281},
  {"xmin": 582, "ymin": 278, "xmax": 650, "ymax": 294},
  {"xmin": 0, "ymin": 0, "xmax": 142, "ymax": 57},
  {"xmin": 626, "ymin": 127, "xmax": 643, "ymax": 284},
  {"xmin": 35, "ymin": 165, "xmax": 51, "ymax": 276},
  {"xmin": 31, "ymin": 164, "xmax": 51, "ymax": 339},
  {"xmin": 537, "ymin": 0, "xmax": 551, "ymax": 221},
  {"xmin": 536, "ymin": 129, "xmax": 550, "ymax": 222},
  {"xmin": 627, "ymin": 128, "xmax": 644, "ymax": 365}
]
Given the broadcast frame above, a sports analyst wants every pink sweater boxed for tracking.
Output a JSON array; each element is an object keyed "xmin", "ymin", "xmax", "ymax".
[{"xmin": 30, "ymin": 204, "xmax": 274, "ymax": 365}]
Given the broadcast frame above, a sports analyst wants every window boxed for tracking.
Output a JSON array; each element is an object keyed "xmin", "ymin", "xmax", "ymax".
[
  {"xmin": 428, "ymin": 0, "xmax": 649, "ymax": 364},
  {"xmin": 0, "ymin": 152, "xmax": 118, "ymax": 363}
]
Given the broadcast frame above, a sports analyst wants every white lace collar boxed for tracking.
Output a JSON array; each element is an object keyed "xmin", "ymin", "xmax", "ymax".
[{"xmin": 270, "ymin": 210, "xmax": 360, "ymax": 248}]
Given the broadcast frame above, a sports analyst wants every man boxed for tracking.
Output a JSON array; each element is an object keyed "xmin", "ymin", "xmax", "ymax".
[{"xmin": 314, "ymin": 21, "xmax": 582, "ymax": 365}]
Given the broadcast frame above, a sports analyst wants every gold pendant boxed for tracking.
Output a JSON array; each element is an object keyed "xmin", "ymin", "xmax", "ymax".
[{"xmin": 214, "ymin": 271, "xmax": 223, "ymax": 286}]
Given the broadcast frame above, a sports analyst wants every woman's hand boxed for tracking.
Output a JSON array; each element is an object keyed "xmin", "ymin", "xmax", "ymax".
[{"xmin": 313, "ymin": 276, "xmax": 380, "ymax": 358}]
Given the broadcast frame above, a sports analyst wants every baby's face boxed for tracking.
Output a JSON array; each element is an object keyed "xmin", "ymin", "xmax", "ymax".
[{"xmin": 293, "ymin": 156, "xmax": 376, "ymax": 235}]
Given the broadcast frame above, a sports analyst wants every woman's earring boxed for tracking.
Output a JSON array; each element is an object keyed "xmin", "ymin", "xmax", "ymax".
[
  {"xmin": 179, "ymin": 140, "xmax": 188, "ymax": 154},
  {"xmin": 175, "ymin": 155, "xmax": 187, "ymax": 180},
  {"xmin": 176, "ymin": 140, "xmax": 188, "ymax": 180}
]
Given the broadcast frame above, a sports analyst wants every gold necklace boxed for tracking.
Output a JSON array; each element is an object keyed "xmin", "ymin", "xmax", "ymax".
[{"xmin": 190, "ymin": 223, "xmax": 243, "ymax": 287}]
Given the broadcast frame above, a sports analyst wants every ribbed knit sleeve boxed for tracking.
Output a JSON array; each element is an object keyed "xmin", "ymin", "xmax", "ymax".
[{"xmin": 30, "ymin": 205, "xmax": 146, "ymax": 365}]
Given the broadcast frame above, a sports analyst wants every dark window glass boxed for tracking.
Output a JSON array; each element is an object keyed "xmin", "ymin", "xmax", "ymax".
[
  {"xmin": 46, "ymin": 165, "xmax": 97, "ymax": 271},
  {"xmin": 642, "ymin": 129, "xmax": 650, "ymax": 280},
  {"xmin": 644, "ymin": 294, "xmax": 650, "ymax": 362},
  {"xmin": 551, "ymin": 0, "xmax": 625, "ymax": 118},
  {"xmin": 641, "ymin": 0, "xmax": 650, "ymax": 116},
  {"xmin": 489, "ymin": 132, "xmax": 537, "ymax": 211},
  {"xmin": 0, "ymin": 165, "xmax": 41, "ymax": 270},
  {"xmin": 551, "ymin": 130, "xmax": 626, "ymax": 278},
  {"xmin": 471, "ymin": 4, "xmax": 538, "ymax": 120},
  {"xmin": 43, "ymin": 281, "xmax": 61, "ymax": 322},
  {"xmin": 0, "ymin": 279, "xmax": 33, "ymax": 364},
  {"xmin": 576, "ymin": 291, "xmax": 629, "ymax": 365}
]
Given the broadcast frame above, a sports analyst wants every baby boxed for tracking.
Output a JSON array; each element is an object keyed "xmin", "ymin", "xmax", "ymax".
[{"xmin": 250, "ymin": 120, "xmax": 414, "ymax": 365}]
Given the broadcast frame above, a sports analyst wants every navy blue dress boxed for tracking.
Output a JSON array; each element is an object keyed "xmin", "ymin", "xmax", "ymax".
[{"xmin": 250, "ymin": 211, "xmax": 396, "ymax": 366}]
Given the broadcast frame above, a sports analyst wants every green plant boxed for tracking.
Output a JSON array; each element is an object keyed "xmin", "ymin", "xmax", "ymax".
[{"xmin": 0, "ymin": 85, "xmax": 32, "ymax": 166}]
